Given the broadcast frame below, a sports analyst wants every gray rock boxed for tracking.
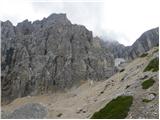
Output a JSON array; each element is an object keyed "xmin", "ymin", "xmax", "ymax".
[
  {"xmin": 146, "ymin": 93, "xmax": 156, "ymax": 101},
  {"xmin": 1, "ymin": 110, "xmax": 11, "ymax": 119},
  {"xmin": 1, "ymin": 13, "xmax": 115, "ymax": 103},
  {"xmin": 103, "ymin": 27, "xmax": 159, "ymax": 60},
  {"xmin": 130, "ymin": 27, "xmax": 159, "ymax": 59},
  {"xmin": 2, "ymin": 103, "xmax": 47, "ymax": 119}
]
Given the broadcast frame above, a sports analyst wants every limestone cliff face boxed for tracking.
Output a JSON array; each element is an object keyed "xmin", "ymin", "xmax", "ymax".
[
  {"xmin": 1, "ymin": 14, "xmax": 115, "ymax": 103},
  {"xmin": 129, "ymin": 27, "xmax": 159, "ymax": 59},
  {"xmin": 104, "ymin": 27, "xmax": 159, "ymax": 60}
]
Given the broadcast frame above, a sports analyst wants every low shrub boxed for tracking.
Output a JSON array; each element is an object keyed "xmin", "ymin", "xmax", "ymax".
[
  {"xmin": 141, "ymin": 78, "xmax": 155, "ymax": 89},
  {"xmin": 119, "ymin": 69, "xmax": 125, "ymax": 72},
  {"xmin": 143, "ymin": 58, "xmax": 159, "ymax": 72},
  {"xmin": 91, "ymin": 96, "xmax": 133, "ymax": 119},
  {"xmin": 57, "ymin": 113, "xmax": 63, "ymax": 117},
  {"xmin": 142, "ymin": 99, "xmax": 152, "ymax": 103},
  {"xmin": 125, "ymin": 85, "xmax": 130, "ymax": 89}
]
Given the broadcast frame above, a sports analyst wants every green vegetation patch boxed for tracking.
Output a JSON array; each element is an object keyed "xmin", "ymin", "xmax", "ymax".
[
  {"xmin": 141, "ymin": 78, "xmax": 155, "ymax": 89},
  {"xmin": 143, "ymin": 58, "xmax": 159, "ymax": 72},
  {"xmin": 125, "ymin": 85, "xmax": 130, "ymax": 89},
  {"xmin": 91, "ymin": 96, "xmax": 133, "ymax": 119},
  {"xmin": 57, "ymin": 113, "xmax": 63, "ymax": 117},
  {"xmin": 119, "ymin": 69, "xmax": 125, "ymax": 72},
  {"xmin": 140, "ymin": 53, "xmax": 148, "ymax": 57},
  {"xmin": 142, "ymin": 99, "xmax": 152, "ymax": 103}
]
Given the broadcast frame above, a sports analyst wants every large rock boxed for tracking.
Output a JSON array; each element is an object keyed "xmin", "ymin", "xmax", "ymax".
[
  {"xmin": 2, "ymin": 103, "xmax": 47, "ymax": 119},
  {"xmin": 1, "ymin": 13, "xmax": 115, "ymax": 104}
]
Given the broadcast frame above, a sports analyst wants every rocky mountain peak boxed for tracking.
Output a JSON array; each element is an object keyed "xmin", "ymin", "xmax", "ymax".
[
  {"xmin": 14, "ymin": 13, "xmax": 72, "ymax": 36},
  {"xmin": 2, "ymin": 20, "xmax": 13, "ymax": 26},
  {"xmin": 1, "ymin": 13, "xmax": 115, "ymax": 104},
  {"xmin": 16, "ymin": 19, "xmax": 33, "ymax": 35},
  {"xmin": 41, "ymin": 13, "xmax": 71, "ymax": 27},
  {"xmin": 1, "ymin": 20, "xmax": 15, "ymax": 39},
  {"xmin": 46, "ymin": 13, "xmax": 70, "ymax": 23}
]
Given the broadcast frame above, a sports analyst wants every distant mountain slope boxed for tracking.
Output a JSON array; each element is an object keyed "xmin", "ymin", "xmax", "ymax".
[{"xmin": 104, "ymin": 27, "xmax": 159, "ymax": 60}]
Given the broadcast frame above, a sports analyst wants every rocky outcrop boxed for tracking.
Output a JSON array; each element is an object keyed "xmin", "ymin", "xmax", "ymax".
[
  {"xmin": 129, "ymin": 27, "xmax": 159, "ymax": 59},
  {"xmin": 2, "ymin": 103, "xmax": 47, "ymax": 119},
  {"xmin": 104, "ymin": 27, "xmax": 159, "ymax": 60},
  {"xmin": 1, "ymin": 13, "xmax": 115, "ymax": 104}
]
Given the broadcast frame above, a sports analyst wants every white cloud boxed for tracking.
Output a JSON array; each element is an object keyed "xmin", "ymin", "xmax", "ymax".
[
  {"xmin": 102, "ymin": 0, "xmax": 160, "ymax": 45},
  {"xmin": 0, "ymin": 0, "xmax": 34, "ymax": 22},
  {"xmin": 0, "ymin": 0, "xmax": 159, "ymax": 46}
]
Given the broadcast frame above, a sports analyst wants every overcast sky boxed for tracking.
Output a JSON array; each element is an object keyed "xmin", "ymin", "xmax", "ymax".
[{"xmin": 0, "ymin": 0, "xmax": 159, "ymax": 46}]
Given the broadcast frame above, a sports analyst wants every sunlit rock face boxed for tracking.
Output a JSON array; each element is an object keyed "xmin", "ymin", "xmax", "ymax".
[
  {"xmin": 104, "ymin": 27, "xmax": 159, "ymax": 60},
  {"xmin": 1, "ymin": 13, "xmax": 115, "ymax": 104}
]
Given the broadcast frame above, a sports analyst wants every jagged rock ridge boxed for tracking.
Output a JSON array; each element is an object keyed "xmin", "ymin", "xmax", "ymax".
[
  {"xmin": 1, "ymin": 13, "xmax": 115, "ymax": 104},
  {"xmin": 104, "ymin": 27, "xmax": 159, "ymax": 60}
]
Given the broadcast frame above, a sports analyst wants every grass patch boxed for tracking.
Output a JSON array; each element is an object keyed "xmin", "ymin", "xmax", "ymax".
[
  {"xmin": 119, "ymin": 69, "xmax": 125, "ymax": 72},
  {"xmin": 143, "ymin": 58, "xmax": 159, "ymax": 72},
  {"xmin": 140, "ymin": 53, "xmax": 148, "ymax": 57},
  {"xmin": 142, "ymin": 99, "xmax": 152, "ymax": 103},
  {"xmin": 125, "ymin": 85, "xmax": 130, "ymax": 89},
  {"xmin": 141, "ymin": 78, "xmax": 155, "ymax": 89},
  {"xmin": 57, "ymin": 113, "xmax": 63, "ymax": 117},
  {"xmin": 91, "ymin": 96, "xmax": 133, "ymax": 119}
]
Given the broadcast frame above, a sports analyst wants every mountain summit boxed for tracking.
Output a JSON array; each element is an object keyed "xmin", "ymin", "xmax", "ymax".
[{"xmin": 1, "ymin": 13, "xmax": 115, "ymax": 104}]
